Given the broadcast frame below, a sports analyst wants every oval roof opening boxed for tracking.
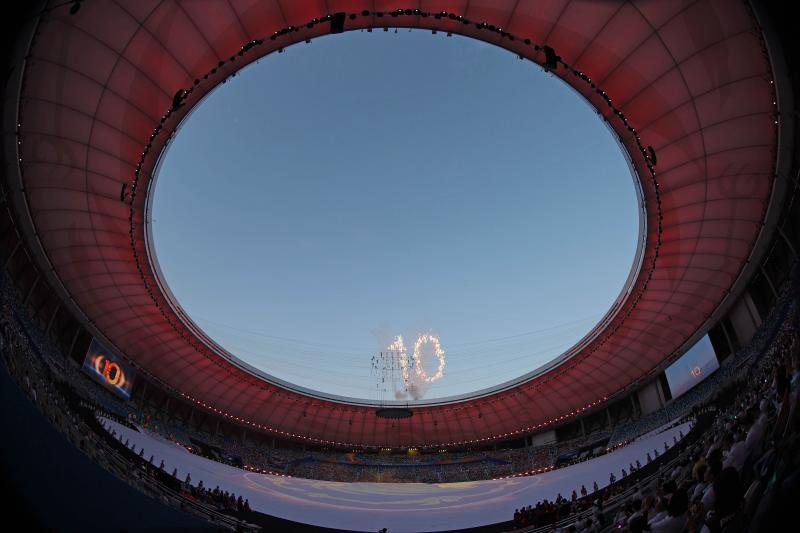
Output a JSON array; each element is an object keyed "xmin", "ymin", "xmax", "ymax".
[{"xmin": 150, "ymin": 30, "xmax": 642, "ymax": 403}]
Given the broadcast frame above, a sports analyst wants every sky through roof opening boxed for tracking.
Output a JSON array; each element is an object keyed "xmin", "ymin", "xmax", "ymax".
[{"xmin": 151, "ymin": 30, "xmax": 641, "ymax": 402}]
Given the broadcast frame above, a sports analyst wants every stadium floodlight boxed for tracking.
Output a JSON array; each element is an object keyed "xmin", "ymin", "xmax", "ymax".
[
  {"xmin": 330, "ymin": 12, "xmax": 346, "ymax": 34},
  {"xmin": 543, "ymin": 45, "xmax": 559, "ymax": 71}
]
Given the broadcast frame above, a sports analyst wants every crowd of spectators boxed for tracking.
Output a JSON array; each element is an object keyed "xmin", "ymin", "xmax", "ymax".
[
  {"xmin": 141, "ymin": 409, "xmax": 634, "ymax": 483},
  {"xmin": 510, "ymin": 279, "xmax": 799, "ymax": 533},
  {"xmin": 286, "ymin": 454, "xmax": 509, "ymax": 483},
  {"xmin": 135, "ymin": 406, "xmax": 562, "ymax": 482},
  {"xmin": 0, "ymin": 274, "xmax": 259, "ymax": 531},
  {"xmin": 180, "ymin": 477, "xmax": 251, "ymax": 514}
]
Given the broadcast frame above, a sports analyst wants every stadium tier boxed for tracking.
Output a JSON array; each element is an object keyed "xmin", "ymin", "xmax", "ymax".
[{"xmin": 1, "ymin": 1, "xmax": 799, "ymax": 532}]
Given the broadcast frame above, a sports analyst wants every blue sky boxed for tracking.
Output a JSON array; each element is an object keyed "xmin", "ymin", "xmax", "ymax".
[{"xmin": 151, "ymin": 30, "xmax": 640, "ymax": 401}]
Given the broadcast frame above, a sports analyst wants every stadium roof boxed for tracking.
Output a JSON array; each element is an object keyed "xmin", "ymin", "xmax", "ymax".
[{"xmin": 5, "ymin": 0, "xmax": 785, "ymax": 446}]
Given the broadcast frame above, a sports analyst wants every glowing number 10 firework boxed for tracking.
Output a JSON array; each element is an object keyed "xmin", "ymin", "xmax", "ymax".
[{"xmin": 389, "ymin": 333, "xmax": 446, "ymax": 384}]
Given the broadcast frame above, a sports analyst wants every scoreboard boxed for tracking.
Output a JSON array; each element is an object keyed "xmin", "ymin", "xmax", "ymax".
[{"xmin": 82, "ymin": 338, "xmax": 136, "ymax": 398}]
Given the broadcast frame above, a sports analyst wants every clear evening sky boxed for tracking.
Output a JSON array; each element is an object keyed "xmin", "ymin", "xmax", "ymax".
[{"xmin": 152, "ymin": 30, "xmax": 640, "ymax": 401}]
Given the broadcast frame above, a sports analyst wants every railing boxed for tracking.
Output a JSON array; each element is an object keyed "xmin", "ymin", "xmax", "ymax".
[
  {"xmin": 95, "ymin": 438, "xmax": 259, "ymax": 532},
  {"xmin": 505, "ymin": 412, "xmax": 710, "ymax": 533},
  {"xmin": 521, "ymin": 454, "xmax": 683, "ymax": 533}
]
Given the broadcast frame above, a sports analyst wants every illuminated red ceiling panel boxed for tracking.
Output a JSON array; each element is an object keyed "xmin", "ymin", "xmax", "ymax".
[{"xmin": 15, "ymin": 0, "xmax": 776, "ymax": 446}]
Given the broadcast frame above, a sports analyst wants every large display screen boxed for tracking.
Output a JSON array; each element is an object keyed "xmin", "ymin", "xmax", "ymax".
[
  {"xmin": 664, "ymin": 334, "xmax": 719, "ymax": 399},
  {"xmin": 82, "ymin": 339, "xmax": 135, "ymax": 398}
]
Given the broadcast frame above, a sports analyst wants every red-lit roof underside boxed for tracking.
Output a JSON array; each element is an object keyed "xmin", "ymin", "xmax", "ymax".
[{"xmin": 16, "ymin": 0, "xmax": 776, "ymax": 446}]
